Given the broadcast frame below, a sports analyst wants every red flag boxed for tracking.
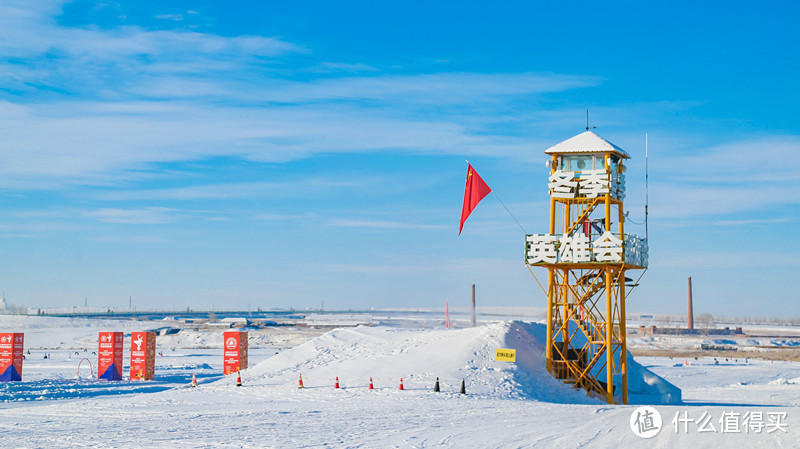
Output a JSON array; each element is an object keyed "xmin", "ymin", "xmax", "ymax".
[{"xmin": 459, "ymin": 163, "xmax": 492, "ymax": 235}]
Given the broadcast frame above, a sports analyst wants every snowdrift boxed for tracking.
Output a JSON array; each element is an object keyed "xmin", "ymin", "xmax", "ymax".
[{"xmin": 243, "ymin": 321, "xmax": 680, "ymax": 404}]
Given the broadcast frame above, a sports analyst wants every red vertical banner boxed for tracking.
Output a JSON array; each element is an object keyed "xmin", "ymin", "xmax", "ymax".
[
  {"xmin": 223, "ymin": 331, "xmax": 248, "ymax": 375},
  {"xmin": 129, "ymin": 332, "xmax": 156, "ymax": 380},
  {"xmin": 98, "ymin": 332, "xmax": 123, "ymax": 381},
  {"xmin": 0, "ymin": 333, "xmax": 24, "ymax": 382}
]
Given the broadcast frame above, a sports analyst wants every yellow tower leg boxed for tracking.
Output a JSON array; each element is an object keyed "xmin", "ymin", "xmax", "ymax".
[
  {"xmin": 617, "ymin": 191, "xmax": 628, "ymax": 405},
  {"xmin": 546, "ymin": 267, "xmax": 553, "ymax": 373},
  {"xmin": 620, "ymin": 271, "xmax": 628, "ymax": 404},
  {"xmin": 605, "ymin": 266, "xmax": 614, "ymax": 404}
]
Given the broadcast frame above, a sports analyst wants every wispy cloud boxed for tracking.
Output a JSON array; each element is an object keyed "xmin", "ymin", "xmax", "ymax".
[
  {"xmin": 638, "ymin": 137, "xmax": 800, "ymax": 221},
  {"xmin": 313, "ymin": 62, "xmax": 380, "ymax": 73},
  {"xmin": 0, "ymin": 4, "xmax": 609, "ymax": 191},
  {"xmin": 89, "ymin": 178, "xmax": 365, "ymax": 201},
  {"xmin": 328, "ymin": 219, "xmax": 446, "ymax": 230},
  {"xmin": 0, "ymin": 100, "xmax": 547, "ymax": 188},
  {"xmin": 713, "ymin": 217, "xmax": 794, "ymax": 226},
  {"xmin": 2, "ymin": 0, "xmax": 798, "ymax": 240},
  {"xmin": 242, "ymin": 72, "xmax": 600, "ymax": 104},
  {"xmin": 656, "ymin": 250, "xmax": 800, "ymax": 269},
  {"xmin": 88, "ymin": 234, "xmax": 170, "ymax": 244},
  {"xmin": 655, "ymin": 136, "xmax": 800, "ymax": 184},
  {"xmin": 254, "ymin": 212, "xmax": 319, "ymax": 222},
  {"xmin": 0, "ymin": 1, "xmax": 298, "ymax": 60},
  {"xmin": 155, "ymin": 14, "xmax": 184, "ymax": 22},
  {"xmin": 86, "ymin": 207, "xmax": 177, "ymax": 224}
]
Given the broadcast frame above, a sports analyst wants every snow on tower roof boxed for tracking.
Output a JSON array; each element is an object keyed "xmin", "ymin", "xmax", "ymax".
[{"xmin": 544, "ymin": 131, "xmax": 630, "ymax": 158}]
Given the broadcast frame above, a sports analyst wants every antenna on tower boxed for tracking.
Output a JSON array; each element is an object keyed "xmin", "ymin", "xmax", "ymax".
[
  {"xmin": 585, "ymin": 109, "xmax": 596, "ymax": 131},
  {"xmin": 645, "ymin": 132, "xmax": 649, "ymax": 241}
]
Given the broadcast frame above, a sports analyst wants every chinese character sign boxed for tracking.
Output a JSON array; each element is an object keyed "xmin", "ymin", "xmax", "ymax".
[
  {"xmin": 223, "ymin": 331, "xmax": 248, "ymax": 375},
  {"xmin": 548, "ymin": 169, "xmax": 615, "ymax": 199},
  {"xmin": 98, "ymin": 331, "xmax": 123, "ymax": 381},
  {"xmin": 548, "ymin": 170, "xmax": 577, "ymax": 198},
  {"xmin": 559, "ymin": 232, "xmax": 592, "ymax": 262},
  {"xmin": 593, "ymin": 231, "xmax": 623, "ymax": 262},
  {"xmin": 0, "ymin": 333, "xmax": 24, "ymax": 382},
  {"xmin": 526, "ymin": 232, "xmax": 626, "ymax": 264},
  {"xmin": 526, "ymin": 234, "xmax": 557, "ymax": 263},
  {"xmin": 129, "ymin": 331, "xmax": 156, "ymax": 381},
  {"xmin": 579, "ymin": 169, "xmax": 610, "ymax": 198}
]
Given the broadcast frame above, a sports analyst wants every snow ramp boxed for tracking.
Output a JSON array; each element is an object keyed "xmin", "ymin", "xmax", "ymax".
[{"xmin": 243, "ymin": 321, "xmax": 680, "ymax": 404}]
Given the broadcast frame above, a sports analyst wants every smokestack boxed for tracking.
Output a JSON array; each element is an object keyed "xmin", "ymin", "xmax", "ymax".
[
  {"xmin": 688, "ymin": 276, "xmax": 694, "ymax": 330},
  {"xmin": 471, "ymin": 284, "xmax": 476, "ymax": 327}
]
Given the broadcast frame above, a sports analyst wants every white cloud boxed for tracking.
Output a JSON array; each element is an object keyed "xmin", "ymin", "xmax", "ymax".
[
  {"xmin": 254, "ymin": 213, "xmax": 318, "ymax": 222},
  {"xmin": 656, "ymin": 250, "xmax": 800, "ymax": 269},
  {"xmin": 328, "ymin": 219, "xmax": 446, "ymax": 230},
  {"xmin": 314, "ymin": 62, "xmax": 379, "ymax": 73},
  {"xmin": 0, "ymin": 1, "xmax": 298, "ymax": 60},
  {"xmin": 249, "ymin": 72, "xmax": 599, "ymax": 104},
  {"xmin": 90, "ymin": 178, "xmax": 366, "ymax": 201},
  {"xmin": 0, "ymin": 2, "xmax": 603, "ymax": 190},
  {"xmin": 0, "ymin": 100, "xmax": 543, "ymax": 188},
  {"xmin": 713, "ymin": 217, "xmax": 794, "ymax": 226},
  {"xmin": 86, "ymin": 207, "xmax": 177, "ymax": 224},
  {"xmin": 155, "ymin": 14, "xmax": 184, "ymax": 22},
  {"xmin": 655, "ymin": 136, "xmax": 800, "ymax": 184},
  {"xmin": 2, "ymin": 0, "xmax": 797, "ymax": 239}
]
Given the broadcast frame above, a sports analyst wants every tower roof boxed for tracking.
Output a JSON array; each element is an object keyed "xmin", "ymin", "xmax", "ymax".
[{"xmin": 544, "ymin": 131, "xmax": 630, "ymax": 159}]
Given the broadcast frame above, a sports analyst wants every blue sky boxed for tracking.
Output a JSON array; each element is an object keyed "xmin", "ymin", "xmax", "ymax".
[{"xmin": 1, "ymin": 1, "xmax": 798, "ymax": 316}]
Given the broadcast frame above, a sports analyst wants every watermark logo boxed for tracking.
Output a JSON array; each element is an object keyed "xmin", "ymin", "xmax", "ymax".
[{"xmin": 630, "ymin": 406, "xmax": 663, "ymax": 439}]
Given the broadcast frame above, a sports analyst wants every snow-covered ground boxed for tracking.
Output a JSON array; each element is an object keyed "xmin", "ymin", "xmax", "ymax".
[{"xmin": 1, "ymin": 314, "xmax": 798, "ymax": 447}]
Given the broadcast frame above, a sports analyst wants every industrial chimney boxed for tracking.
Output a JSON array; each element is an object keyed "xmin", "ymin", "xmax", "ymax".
[
  {"xmin": 471, "ymin": 284, "xmax": 476, "ymax": 327},
  {"xmin": 687, "ymin": 276, "xmax": 694, "ymax": 330}
]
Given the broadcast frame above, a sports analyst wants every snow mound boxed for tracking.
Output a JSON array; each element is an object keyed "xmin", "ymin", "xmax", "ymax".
[
  {"xmin": 241, "ymin": 321, "xmax": 679, "ymax": 404},
  {"xmin": 768, "ymin": 376, "xmax": 800, "ymax": 385}
]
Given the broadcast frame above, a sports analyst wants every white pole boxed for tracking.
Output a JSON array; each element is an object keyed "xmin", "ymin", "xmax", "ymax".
[{"xmin": 645, "ymin": 133, "xmax": 649, "ymax": 241}]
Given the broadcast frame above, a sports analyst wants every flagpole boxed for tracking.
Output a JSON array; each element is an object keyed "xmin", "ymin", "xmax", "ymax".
[
  {"xmin": 492, "ymin": 192, "xmax": 527, "ymax": 234},
  {"xmin": 645, "ymin": 133, "xmax": 649, "ymax": 241}
]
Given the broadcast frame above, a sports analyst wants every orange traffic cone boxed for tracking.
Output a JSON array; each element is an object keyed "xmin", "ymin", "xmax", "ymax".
[
  {"xmin": 369, "ymin": 377, "xmax": 374, "ymax": 390},
  {"xmin": 335, "ymin": 376, "xmax": 340, "ymax": 389},
  {"xmin": 236, "ymin": 370, "xmax": 242, "ymax": 387},
  {"xmin": 191, "ymin": 373, "xmax": 197, "ymax": 388},
  {"xmin": 298, "ymin": 374, "xmax": 304, "ymax": 389},
  {"xmin": 399, "ymin": 377, "xmax": 404, "ymax": 391}
]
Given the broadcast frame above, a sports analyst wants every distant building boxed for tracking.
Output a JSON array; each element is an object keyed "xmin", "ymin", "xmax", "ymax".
[{"xmin": 0, "ymin": 294, "xmax": 7, "ymax": 311}]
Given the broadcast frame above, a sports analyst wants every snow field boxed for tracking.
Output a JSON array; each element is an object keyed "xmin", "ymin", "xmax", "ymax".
[
  {"xmin": 1, "ymin": 315, "xmax": 799, "ymax": 447},
  {"xmin": 239, "ymin": 321, "xmax": 596, "ymax": 403}
]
